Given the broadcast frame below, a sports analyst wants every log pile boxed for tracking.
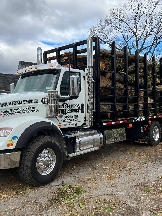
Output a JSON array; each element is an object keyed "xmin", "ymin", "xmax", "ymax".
[
  {"xmin": 98, "ymin": 50, "xmax": 160, "ymax": 118},
  {"xmin": 59, "ymin": 49, "xmax": 161, "ymax": 119}
]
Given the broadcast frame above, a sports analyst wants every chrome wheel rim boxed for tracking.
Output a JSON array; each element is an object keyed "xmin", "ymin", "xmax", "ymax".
[
  {"xmin": 36, "ymin": 148, "xmax": 56, "ymax": 175},
  {"xmin": 152, "ymin": 126, "xmax": 159, "ymax": 141}
]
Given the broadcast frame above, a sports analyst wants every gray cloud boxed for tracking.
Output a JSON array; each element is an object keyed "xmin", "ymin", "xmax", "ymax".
[{"xmin": 0, "ymin": 0, "xmax": 127, "ymax": 73}]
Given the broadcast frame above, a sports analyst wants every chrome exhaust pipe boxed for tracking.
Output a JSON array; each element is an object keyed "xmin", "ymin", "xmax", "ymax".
[{"xmin": 37, "ymin": 47, "xmax": 42, "ymax": 65}]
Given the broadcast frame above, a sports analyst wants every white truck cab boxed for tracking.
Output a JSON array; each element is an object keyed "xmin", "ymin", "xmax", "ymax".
[{"xmin": 0, "ymin": 37, "xmax": 103, "ymax": 186}]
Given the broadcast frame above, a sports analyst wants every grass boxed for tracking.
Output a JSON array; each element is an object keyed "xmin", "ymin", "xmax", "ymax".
[
  {"xmin": 45, "ymin": 184, "xmax": 117, "ymax": 215},
  {"xmin": 46, "ymin": 184, "xmax": 86, "ymax": 213}
]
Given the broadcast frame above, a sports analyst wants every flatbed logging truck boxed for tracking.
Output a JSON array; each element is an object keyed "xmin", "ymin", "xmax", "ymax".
[{"xmin": 0, "ymin": 36, "xmax": 162, "ymax": 186}]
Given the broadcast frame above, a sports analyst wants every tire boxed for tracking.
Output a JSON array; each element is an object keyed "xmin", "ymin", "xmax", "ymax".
[
  {"xmin": 18, "ymin": 136, "xmax": 63, "ymax": 186},
  {"xmin": 147, "ymin": 121, "xmax": 161, "ymax": 146}
]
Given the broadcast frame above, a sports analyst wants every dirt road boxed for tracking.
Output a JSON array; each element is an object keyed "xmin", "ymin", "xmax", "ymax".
[{"xmin": 0, "ymin": 141, "xmax": 162, "ymax": 216}]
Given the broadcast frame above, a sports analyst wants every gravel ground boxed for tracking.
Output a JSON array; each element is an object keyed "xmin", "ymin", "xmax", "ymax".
[{"xmin": 0, "ymin": 141, "xmax": 162, "ymax": 216}]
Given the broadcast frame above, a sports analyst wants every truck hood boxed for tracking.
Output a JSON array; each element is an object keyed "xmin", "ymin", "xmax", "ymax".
[
  {"xmin": 0, "ymin": 92, "xmax": 45, "ymax": 103},
  {"xmin": 0, "ymin": 92, "xmax": 47, "ymax": 120}
]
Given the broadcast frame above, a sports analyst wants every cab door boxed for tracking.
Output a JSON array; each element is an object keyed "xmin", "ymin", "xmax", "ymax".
[{"xmin": 57, "ymin": 70, "xmax": 85, "ymax": 128}]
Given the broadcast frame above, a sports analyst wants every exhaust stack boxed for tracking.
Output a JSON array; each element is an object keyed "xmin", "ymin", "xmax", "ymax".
[
  {"xmin": 87, "ymin": 36, "xmax": 93, "ymax": 68},
  {"xmin": 10, "ymin": 83, "xmax": 15, "ymax": 94},
  {"xmin": 37, "ymin": 47, "xmax": 42, "ymax": 65}
]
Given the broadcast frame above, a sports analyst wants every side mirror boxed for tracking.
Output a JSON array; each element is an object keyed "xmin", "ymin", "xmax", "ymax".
[
  {"xmin": 10, "ymin": 83, "xmax": 15, "ymax": 94},
  {"xmin": 70, "ymin": 75, "xmax": 80, "ymax": 96}
]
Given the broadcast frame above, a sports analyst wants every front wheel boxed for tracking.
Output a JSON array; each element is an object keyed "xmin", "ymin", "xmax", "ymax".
[
  {"xmin": 147, "ymin": 121, "xmax": 161, "ymax": 146},
  {"xmin": 18, "ymin": 136, "xmax": 63, "ymax": 186}
]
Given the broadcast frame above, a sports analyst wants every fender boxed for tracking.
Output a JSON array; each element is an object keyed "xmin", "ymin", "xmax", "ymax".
[
  {"xmin": 0, "ymin": 116, "xmax": 66, "ymax": 157},
  {"xmin": 15, "ymin": 121, "xmax": 67, "ymax": 157}
]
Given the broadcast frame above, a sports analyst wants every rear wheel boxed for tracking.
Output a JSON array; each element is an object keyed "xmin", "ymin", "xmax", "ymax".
[
  {"xmin": 147, "ymin": 121, "xmax": 161, "ymax": 146},
  {"xmin": 18, "ymin": 136, "xmax": 63, "ymax": 186}
]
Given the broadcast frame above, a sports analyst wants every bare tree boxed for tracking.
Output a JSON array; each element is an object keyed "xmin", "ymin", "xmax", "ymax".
[{"xmin": 90, "ymin": 0, "xmax": 162, "ymax": 55}]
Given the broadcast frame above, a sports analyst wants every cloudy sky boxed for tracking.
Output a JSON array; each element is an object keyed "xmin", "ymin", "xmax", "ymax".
[{"xmin": 0, "ymin": 0, "xmax": 127, "ymax": 74}]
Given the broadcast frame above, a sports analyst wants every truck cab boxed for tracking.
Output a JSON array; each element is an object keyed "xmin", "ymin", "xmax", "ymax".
[{"xmin": 13, "ymin": 62, "xmax": 86, "ymax": 128}]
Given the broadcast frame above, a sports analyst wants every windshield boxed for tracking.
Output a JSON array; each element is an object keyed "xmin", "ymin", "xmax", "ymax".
[{"xmin": 14, "ymin": 69, "xmax": 60, "ymax": 93}]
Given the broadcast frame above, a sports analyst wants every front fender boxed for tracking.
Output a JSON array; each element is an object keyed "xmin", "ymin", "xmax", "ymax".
[{"xmin": 0, "ymin": 117, "xmax": 66, "ymax": 156}]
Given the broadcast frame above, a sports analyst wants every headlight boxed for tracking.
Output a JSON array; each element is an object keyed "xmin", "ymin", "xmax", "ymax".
[{"xmin": 0, "ymin": 127, "xmax": 13, "ymax": 137}]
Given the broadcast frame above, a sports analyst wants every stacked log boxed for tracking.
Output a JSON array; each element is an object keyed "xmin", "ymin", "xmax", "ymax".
[
  {"xmin": 99, "ymin": 50, "xmax": 156, "ymax": 84},
  {"xmin": 98, "ymin": 50, "xmax": 160, "ymax": 119}
]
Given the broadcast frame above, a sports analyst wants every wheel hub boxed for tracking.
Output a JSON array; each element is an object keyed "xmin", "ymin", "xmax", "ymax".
[
  {"xmin": 36, "ymin": 148, "xmax": 56, "ymax": 175},
  {"xmin": 152, "ymin": 126, "xmax": 159, "ymax": 141}
]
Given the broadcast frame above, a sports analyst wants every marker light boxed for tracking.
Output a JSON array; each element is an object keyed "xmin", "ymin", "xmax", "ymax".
[
  {"xmin": 126, "ymin": 124, "xmax": 132, "ymax": 128},
  {"xmin": 49, "ymin": 65, "xmax": 53, "ymax": 68},
  {"xmin": 148, "ymin": 120, "xmax": 152, "ymax": 125},
  {"xmin": 0, "ymin": 127, "xmax": 13, "ymax": 137},
  {"xmin": 7, "ymin": 143, "xmax": 13, "ymax": 147}
]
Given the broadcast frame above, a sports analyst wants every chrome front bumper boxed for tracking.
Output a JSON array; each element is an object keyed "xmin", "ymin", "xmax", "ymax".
[{"xmin": 0, "ymin": 151, "xmax": 21, "ymax": 169}]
